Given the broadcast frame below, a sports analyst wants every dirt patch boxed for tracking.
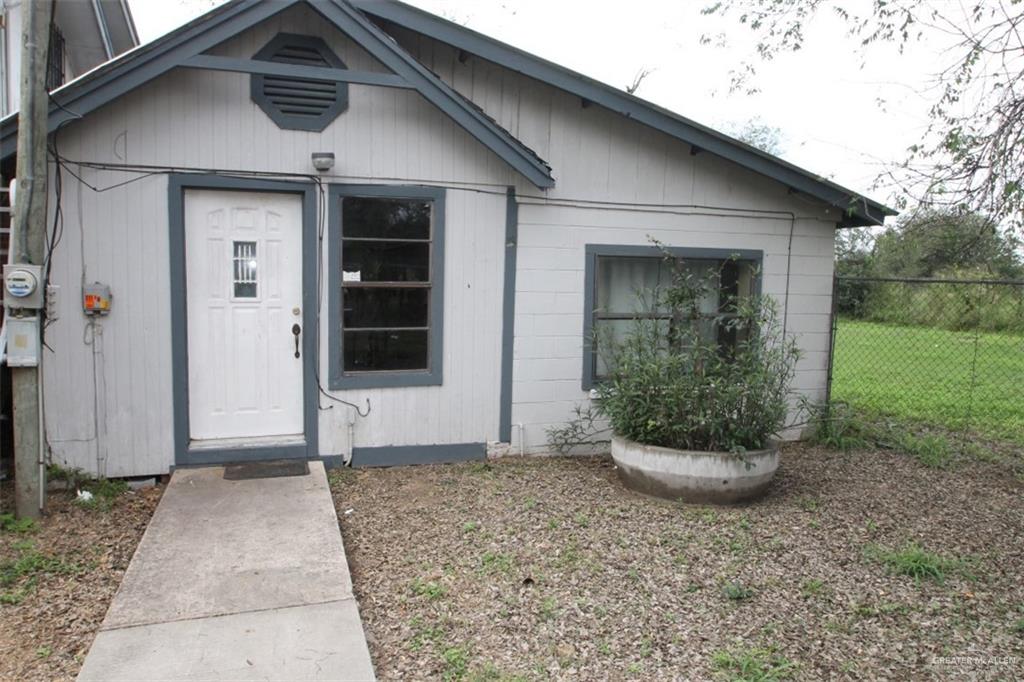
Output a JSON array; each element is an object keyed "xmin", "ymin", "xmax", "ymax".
[
  {"xmin": 330, "ymin": 445, "xmax": 1024, "ymax": 681},
  {"xmin": 0, "ymin": 483, "xmax": 161, "ymax": 680}
]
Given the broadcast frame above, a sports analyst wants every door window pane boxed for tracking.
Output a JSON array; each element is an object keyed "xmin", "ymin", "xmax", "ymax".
[{"xmin": 233, "ymin": 241, "xmax": 258, "ymax": 298}]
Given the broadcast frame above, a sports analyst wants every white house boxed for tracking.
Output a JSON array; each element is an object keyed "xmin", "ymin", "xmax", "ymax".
[{"xmin": 0, "ymin": 0, "xmax": 891, "ymax": 477}]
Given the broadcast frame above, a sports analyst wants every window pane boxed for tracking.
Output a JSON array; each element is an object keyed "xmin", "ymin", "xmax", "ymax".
[
  {"xmin": 343, "ymin": 287, "xmax": 429, "ymax": 329},
  {"xmin": 596, "ymin": 256, "xmax": 726, "ymax": 316},
  {"xmin": 594, "ymin": 318, "xmax": 670, "ymax": 377},
  {"xmin": 342, "ymin": 197, "xmax": 431, "ymax": 239},
  {"xmin": 233, "ymin": 241, "xmax": 258, "ymax": 298},
  {"xmin": 596, "ymin": 257, "xmax": 664, "ymax": 313},
  {"xmin": 344, "ymin": 330, "xmax": 428, "ymax": 372},
  {"xmin": 342, "ymin": 241, "xmax": 429, "ymax": 282}
]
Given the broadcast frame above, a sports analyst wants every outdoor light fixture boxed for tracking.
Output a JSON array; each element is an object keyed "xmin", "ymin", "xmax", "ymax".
[{"xmin": 311, "ymin": 152, "xmax": 335, "ymax": 172}]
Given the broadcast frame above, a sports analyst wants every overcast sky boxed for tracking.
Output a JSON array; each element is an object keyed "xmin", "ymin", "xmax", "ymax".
[{"xmin": 128, "ymin": 0, "xmax": 948, "ymax": 213}]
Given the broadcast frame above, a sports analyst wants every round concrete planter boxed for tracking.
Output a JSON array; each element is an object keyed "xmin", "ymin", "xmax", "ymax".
[{"xmin": 611, "ymin": 435, "xmax": 778, "ymax": 504}]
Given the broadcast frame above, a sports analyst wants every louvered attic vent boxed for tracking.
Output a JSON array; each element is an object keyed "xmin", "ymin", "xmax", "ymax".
[{"xmin": 251, "ymin": 33, "xmax": 349, "ymax": 132}]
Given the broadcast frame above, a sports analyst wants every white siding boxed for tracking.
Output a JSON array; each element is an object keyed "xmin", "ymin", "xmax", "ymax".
[
  {"xmin": 510, "ymin": 204, "xmax": 834, "ymax": 452},
  {"xmin": 317, "ymin": 188, "xmax": 506, "ymax": 456},
  {"xmin": 41, "ymin": 6, "xmax": 841, "ymax": 474}
]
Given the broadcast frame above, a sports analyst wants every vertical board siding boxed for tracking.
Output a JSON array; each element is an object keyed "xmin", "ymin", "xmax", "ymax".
[
  {"xmin": 42, "ymin": 9, "xmax": 841, "ymax": 474},
  {"xmin": 317, "ymin": 188, "xmax": 506, "ymax": 459}
]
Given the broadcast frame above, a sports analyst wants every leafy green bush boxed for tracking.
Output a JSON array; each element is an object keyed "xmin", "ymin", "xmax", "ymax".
[{"xmin": 593, "ymin": 253, "xmax": 800, "ymax": 453}]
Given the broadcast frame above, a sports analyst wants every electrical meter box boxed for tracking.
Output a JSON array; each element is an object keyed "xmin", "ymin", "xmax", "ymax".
[
  {"xmin": 83, "ymin": 282, "xmax": 112, "ymax": 315},
  {"xmin": 6, "ymin": 316, "xmax": 40, "ymax": 367},
  {"xmin": 3, "ymin": 264, "xmax": 44, "ymax": 309}
]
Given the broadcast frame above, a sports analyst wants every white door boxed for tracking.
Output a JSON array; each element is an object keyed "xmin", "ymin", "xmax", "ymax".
[{"xmin": 185, "ymin": 189, "xmax": 304, "ymax": 444}]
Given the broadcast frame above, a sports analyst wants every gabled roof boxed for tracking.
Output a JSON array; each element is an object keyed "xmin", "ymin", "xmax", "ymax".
[
  {"xmin": 354, "ymin": 0, "xmax": 895, "ymax": 227},
  {"xmin": 0, "ymin": 0, "xmax": 555, "ymax": 189}
]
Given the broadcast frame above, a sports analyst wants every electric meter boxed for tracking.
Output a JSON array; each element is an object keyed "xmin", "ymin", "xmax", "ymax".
[{"xmin": 3, "ymin": 264, "xmax": 44, "ymax": 309}]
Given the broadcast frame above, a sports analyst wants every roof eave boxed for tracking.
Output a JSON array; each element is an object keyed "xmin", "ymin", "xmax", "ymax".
[{"xmin": 354, "ymin": 0, "xmax": 893, "ymax": 224}]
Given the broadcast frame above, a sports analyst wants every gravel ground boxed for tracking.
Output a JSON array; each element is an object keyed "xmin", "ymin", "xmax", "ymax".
[
  {"xmin": 0, "ymin": 483, "xmax": 161, "ymax": 681},
  {"xmin": 331, "ymin": 444, "xmax": 1024, "ymax": 681}
]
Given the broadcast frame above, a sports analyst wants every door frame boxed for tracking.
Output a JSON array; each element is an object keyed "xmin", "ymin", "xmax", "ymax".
[{"xmin": 168, "ymin": 174, "xmax": 319, "ymax": 466}]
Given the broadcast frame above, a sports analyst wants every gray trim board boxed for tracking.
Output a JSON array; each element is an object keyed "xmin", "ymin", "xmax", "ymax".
[
  {"xmin": 580, "ymin": 244, "xmax": 764, "ymax": 390},
  {"xmin": 498, "ymin": 187, "xmax": 517, "ymax": 443},
  {"xmin": 168, "ymin": 173, "xmax": 319, "ymax": 467},
  {"xmin": 327, "ymin": 183, "xmax": 445, "ymax": 390},
  {"xmin": 354, "ymin": 0, "xmax": 895, "ymax": 227},
  {"xmin": 181, "ymin": 54, "xmax": 412, "ymax": 88},
  {"xmin": 91, "ymin": 0, "xmax": 115, "ymax": 60},
  {"xmin": 351, "ymin": 442, "xmax": 485, "ymax": 467}
]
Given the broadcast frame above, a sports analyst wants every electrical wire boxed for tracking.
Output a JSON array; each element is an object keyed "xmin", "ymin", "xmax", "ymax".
[{"xmin": 50, "ymin": 157, "xmax": 819, "ymax": 427}]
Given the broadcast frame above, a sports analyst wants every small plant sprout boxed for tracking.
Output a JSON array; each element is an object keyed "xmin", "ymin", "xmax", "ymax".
[
  {"xmin": 721, "ymin": 581, "xmax": 756, "ymax": 601},
  {"xmin": 410, "ymin": 578, "xmax": 447, "ymax": 601}
]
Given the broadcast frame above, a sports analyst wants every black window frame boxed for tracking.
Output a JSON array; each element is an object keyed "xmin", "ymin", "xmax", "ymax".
[
  {"xmin": 46, "ymin": 23, "xmax": 66, "ymax": 92},
  {"xmin": 328, "ymin": 185, "xmax": 445, "ymax": 390},
  {"xmin": 581, "ymin": 244, "xmax": 763, "ymax": 390}
]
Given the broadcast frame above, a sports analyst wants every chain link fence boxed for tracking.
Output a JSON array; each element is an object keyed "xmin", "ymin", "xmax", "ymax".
[{"xmin": 828, "ymin": 276, "xmax": 1024, "ymax": 444}]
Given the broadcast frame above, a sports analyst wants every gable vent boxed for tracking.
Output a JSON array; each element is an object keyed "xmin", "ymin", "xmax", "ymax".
[{"xmin": 251, "ymin": 33, "xmax": 349, "ymax": 132}]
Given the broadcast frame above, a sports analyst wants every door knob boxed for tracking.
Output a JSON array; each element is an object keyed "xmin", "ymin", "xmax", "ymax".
[{"xmin": 292, "ymin": 323, "xmax": 301, "ymax": 358}]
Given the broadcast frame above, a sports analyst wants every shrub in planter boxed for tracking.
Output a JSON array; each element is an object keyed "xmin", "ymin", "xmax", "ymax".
[{"xmin": 594, "ymin": 251, "xmax": 801, "ymax": 502}]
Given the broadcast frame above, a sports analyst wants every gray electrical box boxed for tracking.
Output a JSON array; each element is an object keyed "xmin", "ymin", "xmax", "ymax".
[
  {"xmin": 3, "ymin": 264, "xmax": 44, "ymax": 309},
  {"xmin": 83, "ymin": 282, "xmax": 112, "ymax": 315},
  {"xmin": 6, "ymin": 315, "xmax": 40, "ymax": 367}
]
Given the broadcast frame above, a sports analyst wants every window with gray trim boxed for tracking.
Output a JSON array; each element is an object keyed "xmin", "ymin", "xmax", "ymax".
[
  {"xmin": 250, "ymin": 33, "xmax": 349, "ymax": 132},
  {"xmin": 329, "ymin": 186, "xmax": 445, "ymax": 389},
  {"xmin": 582, "ymin": 245, "xmax": 762, "ymax": 389}
]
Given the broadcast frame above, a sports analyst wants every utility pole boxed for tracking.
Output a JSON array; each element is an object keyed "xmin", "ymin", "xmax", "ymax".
[{"xmin": 11, "ymin": 0, "xmax": 53, "ymax": 518}]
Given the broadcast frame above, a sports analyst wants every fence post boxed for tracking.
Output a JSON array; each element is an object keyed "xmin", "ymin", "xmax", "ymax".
[{"xmin": 825, "ymin": 272, "xmax": 840, "ymax": 417}]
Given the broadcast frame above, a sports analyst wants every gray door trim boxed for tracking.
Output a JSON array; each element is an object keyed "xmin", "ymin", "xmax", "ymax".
[{"xmin": 168, "ymin": 173, "xmax": 319, "ymax": 466}]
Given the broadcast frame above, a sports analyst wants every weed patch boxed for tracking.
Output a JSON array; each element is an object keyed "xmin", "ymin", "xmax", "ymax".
[
  {"xmin": 479, "ymin": 551, "xmax": 514, "ymax": 575},
  {"xmin": 0, "ymin": 543, "xmax": 85, "ymax": 603},
  {"xmin": 866, "ymin": 543, "xmax": 963, "ymax": 583},
  {"xmin": 441, "ymin": 646, "xmax": 469, "ymax": 681},
  {"xmin": 895, "ymin": 433, "xmax": 954, "ymax": 468},
  {"xmin": 410, "ymin": 578, "xmax": 447, "ymax": 601},
  {"xmin": 721, "ymin": 582, "xmax": 756, "ymax": 602},
  {"xmin": 0, "ymin": 513, "xmax": 37, "ymax": 534},
  {"xmin": 711, "ymin": 646, "xmax": 795, "ymax": 681}
]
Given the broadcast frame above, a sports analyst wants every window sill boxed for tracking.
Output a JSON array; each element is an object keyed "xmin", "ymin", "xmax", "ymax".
[{"xmin": 328, "ymin": 370, "xmax": 442, "ymax": 390}]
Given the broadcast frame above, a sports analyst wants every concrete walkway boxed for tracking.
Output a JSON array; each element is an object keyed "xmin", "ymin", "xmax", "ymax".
[{"xmin": 77, "ymin": 461, "xmax": 375, "ymax": 681}]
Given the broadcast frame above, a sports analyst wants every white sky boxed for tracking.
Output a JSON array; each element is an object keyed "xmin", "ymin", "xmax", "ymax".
[{"xmin": 129, "ymin": 0, "xmax": 951, "ymax": 211}]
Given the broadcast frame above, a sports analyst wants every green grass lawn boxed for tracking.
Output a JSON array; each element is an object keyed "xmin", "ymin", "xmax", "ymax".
[{"xmin": 831, "ymin": 319, "xmax": 1024, "ymax": 443}]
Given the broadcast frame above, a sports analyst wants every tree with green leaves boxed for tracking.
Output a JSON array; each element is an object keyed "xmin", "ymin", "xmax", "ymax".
[{"xmin": 703, "ymin": 0, "xmax": 1024, "ymax": 230}]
